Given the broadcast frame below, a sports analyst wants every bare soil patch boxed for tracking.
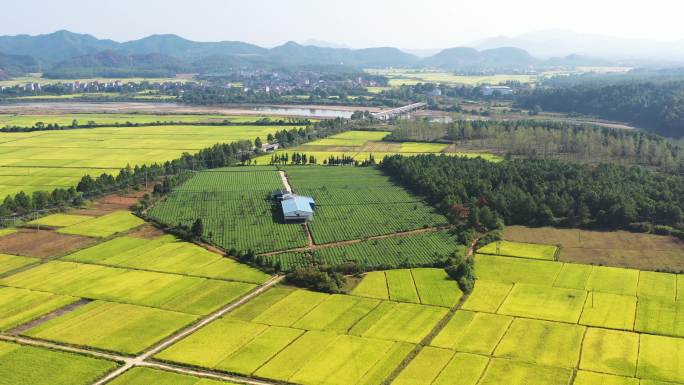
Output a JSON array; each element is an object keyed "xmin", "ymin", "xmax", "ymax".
[
  {"xmin": 8, "ymin": 299, "xmax": 92, "ymax": 336},
  {"xmin": 72, "ymin": 190, "xmax": 149, "ymax": 216},
  {"xmin": 0, "ymin": 229, "xmax": 96, "ymax": 258},
  {"xmin": 504, "ymin": 225, "xmax": 684, "ymax": 272},
  {"xmin": 127, "ymin": 225, "xmax": 165, "ymax": 239}
]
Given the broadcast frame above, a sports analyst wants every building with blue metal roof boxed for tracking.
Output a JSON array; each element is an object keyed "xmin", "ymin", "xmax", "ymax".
[{"xmin": 281, "ymin": 195, "xmax": 315, "ymax": 222}]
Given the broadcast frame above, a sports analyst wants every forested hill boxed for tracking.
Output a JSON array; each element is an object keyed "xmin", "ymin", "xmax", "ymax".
[
  {"xmin": 517, "ymin": 81, "xmax": 684, "ymax": 137},
  {"xmin": 381, "ymin": 155, "xmax": 684, "ymax": 234}
]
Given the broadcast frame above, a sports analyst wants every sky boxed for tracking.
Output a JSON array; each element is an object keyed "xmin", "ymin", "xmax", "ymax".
[{"xmin": 2, "ymin": 0, "xmax": 684, "ymax": 48}]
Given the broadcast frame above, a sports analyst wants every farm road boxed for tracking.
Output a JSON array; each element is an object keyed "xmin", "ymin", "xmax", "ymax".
[{"xmin": 0, "ymin": 275, "xmax": 285, "ymax": 385}]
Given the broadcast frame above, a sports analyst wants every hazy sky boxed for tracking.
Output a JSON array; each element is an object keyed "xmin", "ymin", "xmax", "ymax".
[{"xmin": 2, "ymin": 0, "xmax": 684, "ymax": 48}]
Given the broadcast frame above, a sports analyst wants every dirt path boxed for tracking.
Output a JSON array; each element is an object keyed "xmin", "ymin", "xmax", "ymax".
[
  {"xmin": 261, "ymin": 226, "xmax": 449, "ymax": 256},
  {"xmin": 278, "ymin": 171, "xmax": 292, "ymax": 193},
  {"xmin": 88, "ymin": 274, "xmax": 284, "ymax": 385}
]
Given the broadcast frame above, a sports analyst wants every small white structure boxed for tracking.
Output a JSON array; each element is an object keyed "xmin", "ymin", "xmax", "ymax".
[
  {"xmin": 481, "ymin": 85, "xmax": 514, "ymax": 96},
  {"xmin": 281, "ymin": 194, "xmax": 315, "ymax": 222},
  {"xmin": 261, "ymin": 143, "xmax": 280, "ymax": 152}
]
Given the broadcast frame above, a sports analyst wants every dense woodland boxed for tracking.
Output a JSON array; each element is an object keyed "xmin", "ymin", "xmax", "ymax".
[
  {"xmin": 517, "ymin": 81, "xmax": 684, "ymax": 137},
  {"xmin": 381, "ymin": 155, "xmax": 684, "ymax": 234},
  {"xmin": 386, "ymin": 119, "xmax": 684, "ymax": 171}
]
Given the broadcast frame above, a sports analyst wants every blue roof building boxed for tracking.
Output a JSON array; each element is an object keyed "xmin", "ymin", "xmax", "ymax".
[{"xmin": 281, "ymin": 195, "xmax": 315, "ymax": 222}]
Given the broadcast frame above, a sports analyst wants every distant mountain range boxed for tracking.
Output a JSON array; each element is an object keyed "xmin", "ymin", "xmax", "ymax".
[
  {"xmin": 0, "ymin": 30, "xmax": 632, "ymax": 79},
  {"xmin": 474, "ymin": 29, "xmax": 684, "ymax": 63}
]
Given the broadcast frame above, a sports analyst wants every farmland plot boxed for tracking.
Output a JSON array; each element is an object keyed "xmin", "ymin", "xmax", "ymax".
[
  {"xmin": 108, "ymin": 367, "xmax": 241, "ymax": 385},
  {"xmin": 0, "ymin": 123, "xmax": 287, "ymax": 196},
  {"xmin": 57, "ymin": 211, "xmax": 144, "ymax": 237},
  {"xmin": 23, "ymin": 300, "xmax": 197, "ymax": 354},
  {"xmin": 477, "ymin": 240, "xmax": 558, "ymax": 260},
  {"xmin": 270, "ymin": 231, "xmax": 463, "ymax": 270},
  {"xmin": 431, "ymin": 311, "xmax": 512, "ymax": 355},
  {"xmin": 0, "ymin": 286, "xmax": 79, "ymax": 331},
  {"xmin": 149, "ymin": 168, "xmax": 308, "ymax": 253},
  {"xmin": 351, "ymin": 268, "xmax": 462, "ymax": 307},
  {"xmin": 0, "ymin": 261, "xmax": 255, "ymax": 315},
  {"xmin": 284, "ymin": 166, "xmax": 448, "ymax": 243},
  {"xmin": 0, "ymin": 341, "xmax": 118, "ymax": 385},
  {"xmin": 63, "ymin": 234, "xmax": 270, "ymax": 284},
  {"xmin": 0, "ymin": 253, "xmax": 38, "ymax": 274}
]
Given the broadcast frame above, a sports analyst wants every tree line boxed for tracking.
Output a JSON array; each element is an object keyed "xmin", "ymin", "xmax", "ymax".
[
  {"xmin": 0, "ymin": 118, "xmax": 353, "ymax": 219},
  {"xmin": 517, "ymin": 81, "xmax": 684, "ymax": 138},
  {"xmin": 385, "ymin": 119, "xmax": 684, "ymax": 172},
  {"xmin": 381, "ymin": 155, "xmax": 684, "ymax": 235},
  {"xmin": 1, "ymin": 118, "xmax": 311, "ymax": 133}
]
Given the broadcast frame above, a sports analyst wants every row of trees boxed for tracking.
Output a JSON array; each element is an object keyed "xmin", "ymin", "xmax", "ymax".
[
  {"xmin": 517, "ymin": 81, "xmax": 684, "ymax": 137},
  {"xmin": 381, "ymin": 155, "xmax": 684, "ymax": 232},
  {"xmin": 0, "ymin": 118, "xmax": 352, "ymax": 219},
  {"xmin": 385, "ymin": 119, "xmax": 684, "ymax": 172},
  {"xmin": 2, "ymin": 117, "xmax": 310, "ymax": 133}
]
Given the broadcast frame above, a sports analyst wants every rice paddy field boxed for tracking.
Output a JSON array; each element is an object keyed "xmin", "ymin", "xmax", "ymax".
[
  {"xmin": 364, "ymin": 69, "xmax": 538, "ymax": 87},
  {"xmin": 253, "ymin": 130, "xmax": 502, "ymax": 165},
  {"xmin": 0, "ymin": 122, "xmax": 292, "ymax": 196},
  {"xmin": 0, "ymin": 113, "xmax": 263, "ymax": 127},
  {"xmin": 0, "ymin": 340, "xmax": 118, "ymax": 385},
  {"xmin": 351, "ymin": 268, "xmax": 463, "ymax": 307},
  {"xmin": 153, "ymin": 286, "xmax": 446, "ymax": 384},
  {"xmin": 62, "ymin": 233, "xmax": 270, "ymax": 283}
]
